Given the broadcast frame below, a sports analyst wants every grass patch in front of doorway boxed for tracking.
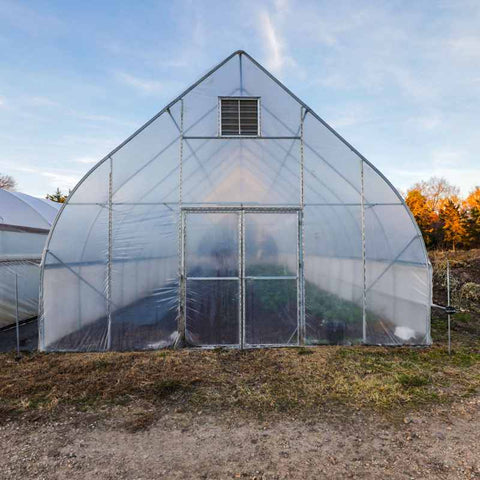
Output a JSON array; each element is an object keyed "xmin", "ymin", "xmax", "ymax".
[{"xmin": 0, "ymin": 341, "xmax": 479, "ymax": 427}]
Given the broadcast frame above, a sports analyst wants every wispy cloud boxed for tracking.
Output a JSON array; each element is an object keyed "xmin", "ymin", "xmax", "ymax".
[
  {"xmin": 431, "ymin": 149, "xmax": 465, "ymax": 168},
  {"xmin": 258, "ymin": 1, "xmax": 294, "ymax": 75},
  {"xmin": 447, "ymin": 36, "xmax": 480, "ymax": 59},
  {"xmin": 72, "ymin": 112, "xmax": 137, "ymax": 129},
  {"xmin": 27, "ymin": 96, "xmax": 59, "ymax": 107},
  {"xmin": 326, "ymin": 103, "xmax": 374, "ymax": 128},
  {"xmin": 259, "ymin": 12, "xmax": 282, "ymax": 72},
  {"xmin": 0, "ymin": 0, "xmax": 65, "ymax": 37},
  {"xmin": 408, "ymin": 114, "xmax": 442, "ymax": 131},
  {"xmin": 391, "ymin": 165, "xmax": 480, "ymax": 195},
  {"xmin": 74, "ymin": 156, "xmax": 98, "ymax": 164},
  {"xmin": 389, "ymin": 66, "xmax": 438, "ymax": 101},
  {"xmin": 42, "ymin": 171, "xmax": 79, "ymax": 189},
  {"xmin": 5, "ymin": 164, "xmax": 80, "ymax": 191},
  {"xmin": 116, "ymin": 72, "xmax": 164, "ymax": 94}
]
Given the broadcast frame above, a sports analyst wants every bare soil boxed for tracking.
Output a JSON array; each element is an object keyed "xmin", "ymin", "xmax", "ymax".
[{"xmin": 0, "ymin": 398, "xmax": 479, "ymax": 479}]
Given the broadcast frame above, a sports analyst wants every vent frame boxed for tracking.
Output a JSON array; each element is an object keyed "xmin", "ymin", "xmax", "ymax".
[{"xmin": 219, "ymin": 96, "xmax": 261, "ymax": 137}]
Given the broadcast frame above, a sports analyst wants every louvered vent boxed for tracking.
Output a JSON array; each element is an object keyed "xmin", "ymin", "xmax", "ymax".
[{"xmin": 220, "ymin": 98, "xmax": 259, "ymax": 136}]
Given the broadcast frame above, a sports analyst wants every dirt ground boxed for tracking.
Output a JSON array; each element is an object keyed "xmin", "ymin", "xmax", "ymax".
[{"xmin": 0, "ymin": 397, "xmax": 479, "ymax": 480}]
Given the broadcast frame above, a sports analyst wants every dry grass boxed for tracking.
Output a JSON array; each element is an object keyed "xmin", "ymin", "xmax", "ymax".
[
  {"xmin": 0, "ymin": 343, "xmax": 478, "ymax": 425},
  {"xmin": 0, "ymin": 250, "xmax": 477, "ymax": 427}
]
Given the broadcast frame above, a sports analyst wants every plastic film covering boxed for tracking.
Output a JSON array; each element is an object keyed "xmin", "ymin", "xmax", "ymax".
[
  {"xmin": 187, "ymin": 280, "xmax": 239, "ymax": 346},
  {"xmin": 39, "ymin": 51, "xmax": 431, "ymax": 351},
  {"xmin": 304, "ymin": 205, "xmax": 363, "ymax": 345},
  {"xmin": 110, "ymin": 204, "xmax": 178, "ymax": 350},
  {"xmin": 182, "ymin": 139, "xmax": 300, "ymax": 205},
  {"xmin": 42, "ymin": 204, "xmax": 109, "ymax": 350},
  {"xmin": 302, "ymin": 110, "xmax": 364, "ymax": 345},
  {"xmin": 364, "ymin": 203, "xmax": 429, "ymax": 340},
  {"xmin": 185, "ymin": 213, "xmax": 239, "ymax": 346},
  {"xmin": 0, "ymin": 260, "xmax": 40, "ymax": 326},
  {"xmin": 245, "ymin": 279, "xmax": 297, "ymax": 345},
  {"xmin": 0, "ymin": 189, "xmax": 57, "ymax": 231},
  {"xmin": 245, "ymin": 213, "xmax": 297, "ymax": 276},
  {"xmin": 0, "ymin": 189, "xmax": 59, "ymax": 331},
  {"xmin": 244, "ymin": 213, "xmax": 298, "ymax": 345}
]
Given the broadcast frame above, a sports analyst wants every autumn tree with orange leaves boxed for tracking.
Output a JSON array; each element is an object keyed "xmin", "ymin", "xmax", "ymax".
[
  {"xmin": 405, "ymin": 177, "xmax": 480, "ymax": 250},
  {"xmin": 404, "ymin": 189, "xmax": 436, "ymax": 247},
  {"xmin": 439, "ymin": 196, "xmax": 467, "ymax": 251},
  {"xmin": 464, "ymin": 186, "xmax": 480, "ymax": 248}
]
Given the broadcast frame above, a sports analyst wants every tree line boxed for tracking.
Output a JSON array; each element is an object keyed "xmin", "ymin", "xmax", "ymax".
[{"xmin": 405, "ymin": 177, "xmax": 480, "ymax": 251}]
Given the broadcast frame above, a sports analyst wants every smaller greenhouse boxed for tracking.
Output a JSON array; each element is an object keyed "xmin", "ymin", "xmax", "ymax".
[
  {"xmin": 39, "ymin": 51, "xmax": 432, "ymax": 352},
  {"xmin": 0, "ymin": 189, "xmax": 59, "ymax": 350}
]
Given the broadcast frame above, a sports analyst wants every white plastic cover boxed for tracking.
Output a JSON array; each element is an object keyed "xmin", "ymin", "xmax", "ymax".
[
  {"xmin": 39, "ymin": 51, "xmax": 431, "ymax": 351},
  {"xmin": 0, "ymin": 189, "xmax": 59, "ymax": 329}
]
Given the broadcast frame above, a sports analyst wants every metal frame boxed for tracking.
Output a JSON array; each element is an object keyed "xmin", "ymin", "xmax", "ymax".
[
  {"xmin": 181, "ymin": 206, "xmax": 303, "ymax": 349},
  {"xmin": 182, "ymin": 206, "xmax": 301, "ymax": 213},
  {"xmin": 360, "ymin": 160, "xmax": 367, "ymax": 343},
  {"xmin": 240, "ymin": 210, "xmax": 245, "ymax": 348},
  {"xmin": 299, "ymin": 107, "xmax": 306, "ymax": 345},
  {"xmin": 183, "ymin": 136, "xmax": 299, "ymax": 140},
  {"xmin": 106, "ymin": 156, "xmax": 113, "ymax": 350}
]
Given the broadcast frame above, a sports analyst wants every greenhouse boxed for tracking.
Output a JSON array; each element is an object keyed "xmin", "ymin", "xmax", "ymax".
[
  {"xmin": 0, "ymin": 189, "xmax": 59, "ymax": 350},
  {"xmin": 39, "ymin": 50, "xmax": 431, "ymax": 352}
]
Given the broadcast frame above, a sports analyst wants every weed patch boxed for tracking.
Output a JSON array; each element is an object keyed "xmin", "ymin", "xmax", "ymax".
[
  {"xmin": 396, "ymin": 373, "xmax": 431, "ymax": 388},
  {"xmin": 297, "ymin": 348, "xmax": 313, "ymax": 355}
]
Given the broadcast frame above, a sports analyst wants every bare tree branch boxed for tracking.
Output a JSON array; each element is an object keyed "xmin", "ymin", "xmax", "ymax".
[{"xmin": 0, "ymin": 174, "xmax": 17, "ymax": 191}]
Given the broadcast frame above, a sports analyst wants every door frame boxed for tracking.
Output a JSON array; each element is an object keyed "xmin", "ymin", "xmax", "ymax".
[{"xmin": 179, "ymin": 206, "xmax": 305, "ymax": 348}]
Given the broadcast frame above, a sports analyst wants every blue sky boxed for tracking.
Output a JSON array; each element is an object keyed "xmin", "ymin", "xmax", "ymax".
[{"xmin": 0, "ymin": 0, "xmax": 479, "ymax": 198}]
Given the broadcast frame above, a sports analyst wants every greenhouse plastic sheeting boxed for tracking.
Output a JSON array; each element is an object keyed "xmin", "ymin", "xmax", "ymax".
[
  {"xmin": 39, "ymin": 51, "xmax": 431, "ymax": 351},
  {"xmin": 0, "ymin": 189, "xmax": 59, "ymax": 329}
]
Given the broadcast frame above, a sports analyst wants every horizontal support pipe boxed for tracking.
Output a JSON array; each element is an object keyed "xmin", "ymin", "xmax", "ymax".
[
  {"xmin": 182, "ymin": 136, "xmax": 301, "ymax": 140},
  {"xmin": 43, "ymin": 253, "xmax": 428, "ymax": 270},
  {"xmin": 182, "ymin": 206, "xmax": 301, "ymax": 213},
  {"xmin": 66, "ymin": 202, "xmax": 403, "ymax": 207},
  {"xmin": 184, "ymin": 275, "xmax": 298, "ymax": 281},
  {"xmin": 187, "ymin": 276, "xmax": 239, "ymax": 281},
  {"xmin": 0, "ymin": 255, "xmax": 41, "ymax": 264},
  {"xmin": 245, "ymin": 276, "xmax": 297, "ymax": 280},
  {"xmin": 0, "ymin": 224, "xmax": 50, "ymax": 235}
]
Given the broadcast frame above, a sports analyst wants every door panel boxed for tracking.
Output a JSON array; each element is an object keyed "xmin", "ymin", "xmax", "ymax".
[
  {"xmin": 245, "ymin": 213, "xmax": 298, "ymax": 276},
  {"xmin": 185, "ymin": 212, "xmax": 240, "ymax": 346},
  {"xmin": 186, "ymin": 279, "xmax": 239, "ymax": 346},
  {"xmin": 244, "ymin": 278, "xmax": 297, "ymax": 345},
  {"xmin": 244, "ymin": 212, "xmax": 299, "ymax": 346},
  {"xmin": 186, "ymin": 213, "xmax": 239, "ymax": 278}
]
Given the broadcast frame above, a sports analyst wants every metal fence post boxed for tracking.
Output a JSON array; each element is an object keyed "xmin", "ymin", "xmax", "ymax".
[
  {"xmin": 15, "ymin": 272, "xmax": 20, "ymax": 358},
  {"xmin": 447, "ymin": 258, "xmax": 451, "ymax": 355}
]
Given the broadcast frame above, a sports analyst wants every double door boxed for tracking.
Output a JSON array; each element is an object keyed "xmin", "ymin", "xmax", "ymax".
[{"xmin": 182, "ymin": 208, "xmax": 302, "ymax": 347}]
